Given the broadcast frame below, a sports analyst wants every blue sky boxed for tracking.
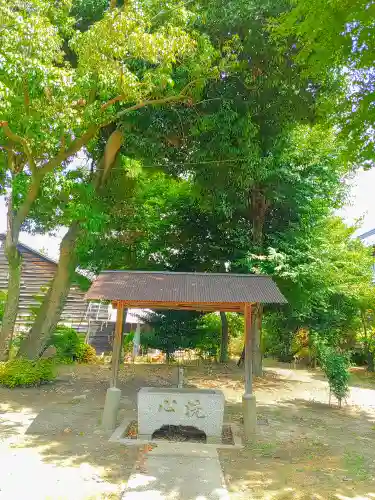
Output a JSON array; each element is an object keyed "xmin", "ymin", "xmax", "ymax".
[{"xmin": 1, "ymin": 168, "xmax": 375, "ymax": 259}]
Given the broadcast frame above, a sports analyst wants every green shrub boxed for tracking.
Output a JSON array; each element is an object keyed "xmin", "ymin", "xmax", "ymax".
[
  {"xmin": 75, "ymin": 343, "xmax": 97, "ymax": 363},
  {"xmin": 317, "ymin": 342, "xmax": 350, "ymax": 407},
  {"xmin": 48, "ymin": 325, "xmax": 82, "ymax": 362},
  {"xmin": 48, "ymin": 325, "xmax": 97, "ymax": 364},
  {"xmin": 229, "ymin": 334, "xmax": 244, "ymax": 357},
  {"xmin": 0, "ymin": 358, "xmax": 56, "ymax": 388},
  {"xmin": 196, "ymin": 313, "xmax": 221, "ymax": 359},
  {"xmin": 123, "ymin": 332, "xmax": 135, "ymax": 355}
]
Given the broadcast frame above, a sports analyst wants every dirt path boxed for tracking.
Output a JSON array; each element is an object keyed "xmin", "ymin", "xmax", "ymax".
[{"xmin": 263, "ymin": 365, "xmax": 375, "ymax": 412}]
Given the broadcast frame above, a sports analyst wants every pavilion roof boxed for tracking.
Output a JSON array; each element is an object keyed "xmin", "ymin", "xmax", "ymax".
[{"xmin": 85, "ymin": 271, "xmax": 286, "ymax": 312}]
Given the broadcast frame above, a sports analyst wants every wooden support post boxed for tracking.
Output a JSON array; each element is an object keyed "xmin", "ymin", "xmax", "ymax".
[
  {"xmin": 103, "ymin": 301, "xmax": 124, "ymax": 430},
  {"xmin": 243, "ymin": 303, "xmax": 256, "ymax": 440},
  {"xmin": 244, "ymin": 303, "xmax": 252, "ymax": 395},
  {"xmin": 111, "ymin": 301, "xmax": 124, "ymax": 388},
  {"xmin": 120, "ymin": 308, "xmax": 127, "ymax": 363}
]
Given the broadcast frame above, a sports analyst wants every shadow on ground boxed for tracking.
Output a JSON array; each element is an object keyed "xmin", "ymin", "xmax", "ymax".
[
  {"xmin": 0, "ymin": 364, "xmax": 180, "ymax": 497},
  {"xmin": 221, "ymin": 396, "xmax": 375, "ymax": 500},
  {"xmin": 0, "ymin": 362, "xmax": 375, "ymax": 499}
]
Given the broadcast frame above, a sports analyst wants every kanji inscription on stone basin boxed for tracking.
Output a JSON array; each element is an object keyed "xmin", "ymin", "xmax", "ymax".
[{"xmin": 138, "ymin": 387, "xmax": 225, "ymax": 439}]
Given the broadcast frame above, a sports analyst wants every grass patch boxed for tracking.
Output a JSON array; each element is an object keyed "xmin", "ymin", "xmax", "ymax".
[
  {"xmin": 343, "ymin": 451, "xmax": 371, "ymax": 480},
  {"xmin": 349, "ymin": 368, "xmax": 375, "ymax": 388},
  {"xmin": 248, "ymin": 440, "xmax": 278, "ymax": 457}
]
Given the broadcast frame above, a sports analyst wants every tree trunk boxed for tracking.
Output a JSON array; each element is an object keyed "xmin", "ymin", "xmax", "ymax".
[
  {"xmin": 0, "ymin": 241, "xmax": 22, "ymax": 361},
  {"xmin": 367, "ymin": 350, "xmax": 374, "ymax": 372},
  {"xmin": 219, "ymin": 311, "xmax": 229, "ymax": 363},
  {"xmin": 0, "ymin": 190, "xmax": 23, "ymax": 361},
  {"xmin": 17, "ymin": 129, "xmax": 123, "ymax": 360},
  {"xmin": 120, "ymin": 308, "xmax": 128, "ymax": 363},
  {"xmin": 237, "ymin": 346, "xmax": 245, "ymax": 367},
  {"xmin": 236, "ymin": 305, "xmax": 263, "ymax": 374},
  {"xmin": 17, "ymin": 223, "xmax": 79, "ymax": 359},
  {"xmin": 360, "ymin": 308, "xmax": 374, "ymax": 372},
  {"xmin": 248, "ymin": 186, "xmax": 269, "ymax": 376},
  {"xmin": 252, "ymin": 303, "xmax": 263, "ymax": 376}
]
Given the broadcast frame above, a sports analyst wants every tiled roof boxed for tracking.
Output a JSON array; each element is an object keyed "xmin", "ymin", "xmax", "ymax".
[{"xmin": 85, "ymin": 271, "xmax": 287, "ymax": 305}]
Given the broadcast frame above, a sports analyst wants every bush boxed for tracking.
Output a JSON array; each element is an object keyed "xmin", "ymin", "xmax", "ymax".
[
  {"xmin": 0, "ymin": 358, "xmax": 56, "ymax": 388},
  {"xmin": 351, "ymin": 349, "xmax": 367, "ymax": 366},
  {"xmin": 195, "ymin": 313, "xmax": 221, "ymax": 360},
  {"xmin": 48, "ymin": 325, "xmax": 82, "ymax": 363},
  {"xmin": 123, "ymin": 332, "xmax": 135, "ymax": 356},
  {"xmin": 141, "ymin": 311, "xmax": 202, "ymax": 359},
  {"xmin": 75, "ymin": 343, "xmax": 97, "ymax": 363},
  {"xmin": 48, "ymin": 326, "xmax": 98, "ymax": 364},
  {"xmin": 317, "ymin": 343, "xmax": 350, "ymax": 407}
]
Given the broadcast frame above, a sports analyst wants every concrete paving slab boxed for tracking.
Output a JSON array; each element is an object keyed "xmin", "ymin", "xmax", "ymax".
[
  {"xmin": 148, "ymin": 443, "xmax": 219, "ymax": 458},
  {"xmin": 121, "ymin": 446, "xmax": 229, "ymax": 500}
]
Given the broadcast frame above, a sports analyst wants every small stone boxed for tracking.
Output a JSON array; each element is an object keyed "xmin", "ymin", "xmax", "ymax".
[
  {"xmin": 342, "ymin": 477, "xmax": 352, "ymax": 482},
  {"xmin": 257, "ymin": 417, "xmax": 269, "ymax": 425},
  {"xmin": 72, "ymin": 394, "xmax": 87, "ymax": 402}
]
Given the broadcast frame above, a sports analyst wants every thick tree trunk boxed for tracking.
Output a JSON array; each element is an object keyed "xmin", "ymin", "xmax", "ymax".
[
  {"xmin": 0, "ymin": 191, "xmax": 23, "ymax": 361},
  {"xmin": 0, "ymin": 242, "xmax": 22, "ymax": 361},
  {"xmin": 219, "ymin": 311, "xmax": 229, "ymax": 363},
  {"xmin": 367, "ymin": 350, "xmax": 374, "ymax": 372},
  {"xmin": 17, "ymin": 223, "xmax": 79, "ymax": 359},
  {"xmin": 248, "ymin": 186, "xmax": 269, "ymax": 376},
  {"xmin": 361, "ymin": 309, "xmax": 374, "ymax": 372},
  {"xmin": 17, "ymin": 129, "xmax": 122, "ymax": 360},
  {"xmin": 252, "ymin": 303, "xmax": 263, "ymax": 376},
  {"xmin": 237, "ymin": 304, "xmax": 263, "ymax": 375}
]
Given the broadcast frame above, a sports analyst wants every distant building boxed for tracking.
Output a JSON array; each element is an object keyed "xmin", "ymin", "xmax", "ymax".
[
  {"xmin": 359, "ymin": 228, "xmax": 375, "ymax": 242},
  {"xmin": 0, "ymin": 235, "xmax": 147, "ymax": 353},
  {"xmin": 358, "ymin": 228, "xmax": 375, "ymax": 281},
  {"xmin": 0, "ymin": 234, "xmax": 90, "ymax": 332}
]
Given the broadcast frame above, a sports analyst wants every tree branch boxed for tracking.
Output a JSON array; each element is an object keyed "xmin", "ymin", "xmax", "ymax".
[
  {"xmin": 93, "ymin": 130, "xmax": 123, "ymax": 189},
  {"xmin": 88, "ymin": 74, "xmax": 98, "ymax": 105},
  {"xmin": 24, "ymin": 80, "xmax": 30, "ymax": 115},
  {"xmin": 7, "ymin": 149, "xmax": 15, "ymax": 173},
  {"xmin": 114, "ymin": 93, "xmax": 189, "ymax": 121},
  {"xmin": 0, "ymin": 122, "xmax": 36, "ymax": 174},
  {"xmin": 101, "ymin": 78, "xmax": 205, "ymax": 120},
  {"xmin": 101, "ymin": 94, "xmax": 128, "ymax": 112},
  {"xmin": 40, "ymin": 124, "xmax": 99, "ymax": 175},
  {"xmin": 151, "ymin": 0, "xmax": 195, "ymax": 21},
  {"xmin": 13, "ymin": 175, "xmax": 43, "ymax": 236},
  {"xmin": 193, "ymin": 97, "xmax": 222, "ymax": 106}
]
